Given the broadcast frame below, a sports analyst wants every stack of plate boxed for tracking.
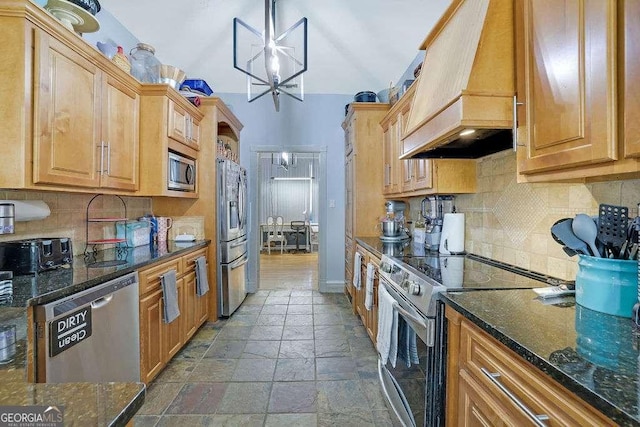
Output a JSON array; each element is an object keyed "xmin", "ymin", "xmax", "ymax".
[{"xmin": 44, "ymin": 0, "xmax": 100, "ymax": 34}]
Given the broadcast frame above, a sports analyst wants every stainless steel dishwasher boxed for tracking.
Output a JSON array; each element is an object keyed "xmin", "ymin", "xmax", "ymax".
[{"xmin": 34, "ymin": 272, "xmax": 140, "ymax": 383}]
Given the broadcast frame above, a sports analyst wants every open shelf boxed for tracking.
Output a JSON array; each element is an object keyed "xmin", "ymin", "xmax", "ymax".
[
  {"xmin": 87, "ymin": 238, "xmax": 127, "ymax": 245},
  {"xmin": 84, "ymin": 194, "xmax": 129, "ymax": 266},
  {"xmin": 87, "ymin": 217, "xmax": 128, "ymax": 222}
]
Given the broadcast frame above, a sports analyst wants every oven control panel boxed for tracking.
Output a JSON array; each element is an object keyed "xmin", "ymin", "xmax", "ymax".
[{"xmin": 380, "ymin": 255, "xmax": 447, "ymax": 317}]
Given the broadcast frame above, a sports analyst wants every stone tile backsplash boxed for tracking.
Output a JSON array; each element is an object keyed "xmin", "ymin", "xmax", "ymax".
[
  {"xmin": 0, "ymin": 190, "xmax": 152, "ymax": 256},
  {"xmin": 408, "ymin": 150, "xmax": 640, "ymax": 281}
]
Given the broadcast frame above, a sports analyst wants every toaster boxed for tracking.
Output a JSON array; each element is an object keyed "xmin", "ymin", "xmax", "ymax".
[{"xmin": 0, "ymin": 238, "xmax": 73, "ymax": 275}]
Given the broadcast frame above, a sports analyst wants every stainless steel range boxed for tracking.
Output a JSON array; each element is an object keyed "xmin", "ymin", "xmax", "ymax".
[{"xmin": 377, "ymin": 253, "xmax": 572, "ymax": 427}]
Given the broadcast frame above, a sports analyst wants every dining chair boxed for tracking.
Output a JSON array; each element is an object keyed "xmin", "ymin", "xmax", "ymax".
[
  {"xmin": 266, "ymin": 216, "xmax": 286, "ymax": 254},
  {"xmin": 290, "ymin": 220, "xmax": 307, "ymax": 253}
]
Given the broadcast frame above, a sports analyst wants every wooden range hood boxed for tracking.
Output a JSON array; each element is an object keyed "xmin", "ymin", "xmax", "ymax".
[{"xmin": 401, "ymin": 0, "xmax": 515, "ymax": 159}]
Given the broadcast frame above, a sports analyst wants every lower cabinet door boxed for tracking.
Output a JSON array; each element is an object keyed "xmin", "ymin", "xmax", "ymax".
[
  {"xmin": 139, "ymin": 288, "xmax": 164, "ymax": 383},
  {"xmin": 196, "ymin": 284, "xmax": 210, "ymax": 326},
  {"xmin": 164, "ymin": 278, "xmax": 184, "ymax": 362},
  {"xmin": 182, "ymin": 271, "xmax": 198, "ymax": 340}
]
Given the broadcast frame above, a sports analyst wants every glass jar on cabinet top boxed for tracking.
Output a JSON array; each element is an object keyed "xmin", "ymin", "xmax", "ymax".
[{"xmin": 129, "ymin": 43, "xmax": 161, "ymax": 83}]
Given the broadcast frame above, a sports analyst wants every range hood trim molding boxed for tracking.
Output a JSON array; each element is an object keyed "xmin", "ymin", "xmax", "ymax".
[{"xmin": 400, "ymin": 94, "xmax": 514, "ymax": 159}]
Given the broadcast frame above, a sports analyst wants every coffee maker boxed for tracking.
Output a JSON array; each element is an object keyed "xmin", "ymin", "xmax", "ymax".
[{"xmin": 420, "ymin": 195, "xmax": 455, "ymax": 251}]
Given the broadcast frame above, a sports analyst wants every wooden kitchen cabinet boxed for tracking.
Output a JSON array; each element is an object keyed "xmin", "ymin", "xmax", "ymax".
[
  {"xmin": 138, "ymin": 85, "xmax": 203, "ymax": 198},
  {"xmin": 164, "ymin": 278, "xmax": 185, "ymax": 361},
  {"xmin": 0, "ymin": 2, "xmax": 141, "ymax": 193},
  {"xmin": 355, "ymin": 245, "xmax": 380, "ymax": 343},
  {"xmin": 446, "ymin": 306, "xmax": 615, "ymax": 427},
  {"xmin": 182, "ymin": 247, "xmax": 209, "ymax": 339},
  {"xmin": 354, "ymin": 244, "xmax": 379, "ymax": 344},
  {"xmin": 345, "ymin": 236, "xmax": 354, "ymax": 305},
  {"xmin": 139, "ymin": 288, "xmax": 164, "ymax": 384},
  {"xmin": 343, "ymin": 103, "xmax": 389, "ymax": 300},
  {"xmin": 168, "ymin": 99, "xmax": 201, "ymax": 151},
  {"xmin": 138, "ymin": 245, "xmax": 211, "ymax": 384},
  {"xmin": 516, "ymin": 0, "xmax": 640, "ymax": 182},
  {"xmin": 381, "ymin": 85, "xmax": 477, "ymax": 197},
  {"xmin": 382, "ymin": 116, "xmax": 401, "ymax": 195}
]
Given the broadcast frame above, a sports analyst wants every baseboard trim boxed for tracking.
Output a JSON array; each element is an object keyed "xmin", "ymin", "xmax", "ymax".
[{"xmin": 322, "ymin": 280, "xmax": 347, "ymax": 293}]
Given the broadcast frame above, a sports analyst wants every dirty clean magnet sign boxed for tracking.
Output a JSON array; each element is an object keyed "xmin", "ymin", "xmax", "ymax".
[{"xmin": 49, "ymin": 307, "xmax": 92, "ymax": 357}]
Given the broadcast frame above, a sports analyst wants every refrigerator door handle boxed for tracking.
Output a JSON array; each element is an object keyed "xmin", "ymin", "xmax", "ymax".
[
  {"xmin": 230, "ymin": 238, "xmax": 248, "ymax": 248},
  {"xmin": 229, "ymin": 256, "xmax": 248, "ymax": 270}
]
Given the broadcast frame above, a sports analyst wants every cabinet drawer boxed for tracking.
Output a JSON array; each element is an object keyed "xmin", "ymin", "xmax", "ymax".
[
  {"xmin": 459, "ymin": 320, "xmax": 614, "ymax": 427},
  {"xmin": 182, "ymin": 247, "xmax": 207, "ymax": 272},
  {"xmin": 138, "ymin": 257, "xmax": 183, "ymax": 295}
]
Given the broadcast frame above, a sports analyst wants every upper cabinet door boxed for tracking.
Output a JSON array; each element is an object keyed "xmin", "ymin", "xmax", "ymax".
[
  {"xmin": 622, "ymin": 0, "xmax": 640, "ymax": 158},
  {"xmin": 33, "ymin": 31, "xmax": 101, "ymax": 187},
  {"xmin": 101, "ymin": 75, "xmax": 139, "ymax": 191},
  {"xmin": 518, "ymin": 0, "xmax": 617, "ymax": 174}
]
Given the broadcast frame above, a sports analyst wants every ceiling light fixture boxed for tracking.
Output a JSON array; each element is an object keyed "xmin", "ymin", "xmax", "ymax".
[
  {"xmin": 233, "ymin": 0, "xmax": 308, "ymax": 112},
  {"xmin": 271, "ymin": 152, "xmax": 297, "ymax": 171}
]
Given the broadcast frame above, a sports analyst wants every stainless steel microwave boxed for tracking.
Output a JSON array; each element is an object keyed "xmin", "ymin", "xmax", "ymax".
[{"xmin": 168, "ymin": 152, "xmax": 196, "ymax": 191}]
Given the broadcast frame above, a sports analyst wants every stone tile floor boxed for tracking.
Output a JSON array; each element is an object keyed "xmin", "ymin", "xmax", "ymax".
[{"xmin": 133, "ymin": 290, "xmax": 399, "ymax": 426}]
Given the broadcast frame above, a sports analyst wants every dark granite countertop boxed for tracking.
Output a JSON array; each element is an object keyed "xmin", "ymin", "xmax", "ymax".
[
  {"xmin": 442, "ymin": 290, "xmax": 640, "ymax": 426},
  {"xmin": 0, "ymin": 382, "xmax": 145, "ymax": 427},
  {"xmin": 3, "ymin": 240, "xmax": 210, "ymax": 308},
  {"xmin": 0, "ymin": 240, "xmax": 209, "ymax": 426}
]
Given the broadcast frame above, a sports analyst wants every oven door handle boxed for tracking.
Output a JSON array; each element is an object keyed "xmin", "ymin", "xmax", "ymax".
[
  {"xmin": 392, "ymin": 301, "xmax": 427, "ymax": 331},
  {"xmin": 381, "ymin": 280, "xmax": 433, "ymax": 346}
]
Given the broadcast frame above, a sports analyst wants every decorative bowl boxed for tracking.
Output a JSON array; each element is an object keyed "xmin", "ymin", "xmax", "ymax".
[
  {"xmin": 181, "ymin": 79, "xmax": 213, "ymax": 96},
  {"xmin": 67, "ymin": 0, "xmax": 100, "ymax": 15},
  {"xmin": 160, "ymin": 65, "xmax": 186, "ymax": 90}
]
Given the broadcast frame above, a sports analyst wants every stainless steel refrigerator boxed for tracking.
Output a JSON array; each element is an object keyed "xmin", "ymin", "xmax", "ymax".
[{"xmin": 217, "ymin": 158, "xmax": 248, "ymax": 317}]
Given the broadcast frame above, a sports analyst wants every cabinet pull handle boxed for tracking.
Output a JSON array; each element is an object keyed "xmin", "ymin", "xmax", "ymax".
[
  {"xmin": 513, "ymin": 95, "xmax": 525, "ymax": 151},
  {"xmin": 98, "ymin": 141, "xmax": 105, "ymax": 174},
  {"xmin": 106, "ymin": 142, "xmax": 111, "ymax": 175},
  {"xmin": 481, "ymin": 367, "xmax": 549, "ymax": 426}
]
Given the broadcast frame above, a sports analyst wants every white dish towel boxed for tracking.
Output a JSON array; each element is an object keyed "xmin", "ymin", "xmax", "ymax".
[
  {"xmin": 352, "ymin": 252, "xmax": 363, "ymax": 290},
  {"xmin": 376, "ymin": 284, "xmax": 398, "ymax": 368},
  {"xmin": 365, "ymin": 262, "xmax": 375, "ymax": 310}
]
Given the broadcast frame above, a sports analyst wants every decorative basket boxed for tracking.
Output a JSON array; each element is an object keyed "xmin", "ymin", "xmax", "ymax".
[{"xmin": 112, "ymin": 46, "xmax": 131, "ymax": 73}]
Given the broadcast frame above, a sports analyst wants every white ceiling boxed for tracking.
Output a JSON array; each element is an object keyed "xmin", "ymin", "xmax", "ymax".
[{"xmin": 100, "ymin": 0, "xmax": 452, "ymax": 95}]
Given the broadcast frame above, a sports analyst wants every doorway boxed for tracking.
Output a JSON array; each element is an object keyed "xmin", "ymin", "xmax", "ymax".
[{"xmin": 248, "ymin": 147, "xmax": 327, "ymax": 292}]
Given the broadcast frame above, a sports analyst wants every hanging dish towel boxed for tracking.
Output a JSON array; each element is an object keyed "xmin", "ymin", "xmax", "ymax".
[
  {"xmin": 376, "ymin": 284, "xmax": 398, "ymax": 368},
  {"xmin": 397, "ymin": 316, "xmax": 420, "ymax": 368},
  {"xmin": 365, "ymin": 262, "xmax": 375, "ymax": 310},
  {"xmin": 161, "ymin": 269, "xmax": 180, "ymax": 324},
  {"xmin": 352, "ymin": 252, "xmax": 363, "ymax": 290},
  {"xmin": 195, "ymin": 256, "xmax": 209, "ymax": 296}
]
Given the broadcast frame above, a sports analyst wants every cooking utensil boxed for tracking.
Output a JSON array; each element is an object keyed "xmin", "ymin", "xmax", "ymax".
[
  {"xmin": 550, "ymin": 218, "xmax": 590, "ymax": 256},
  {"xmin": 572, "ymin": 214, "xmax": 601, "ymax": 257},
  {"xmin": 550, "ymin": 219, "xmax": 578, "ymax": 257},
  {"xmin": 597, "ymin": 204, "xmax": 629, "ymax": 258}
]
